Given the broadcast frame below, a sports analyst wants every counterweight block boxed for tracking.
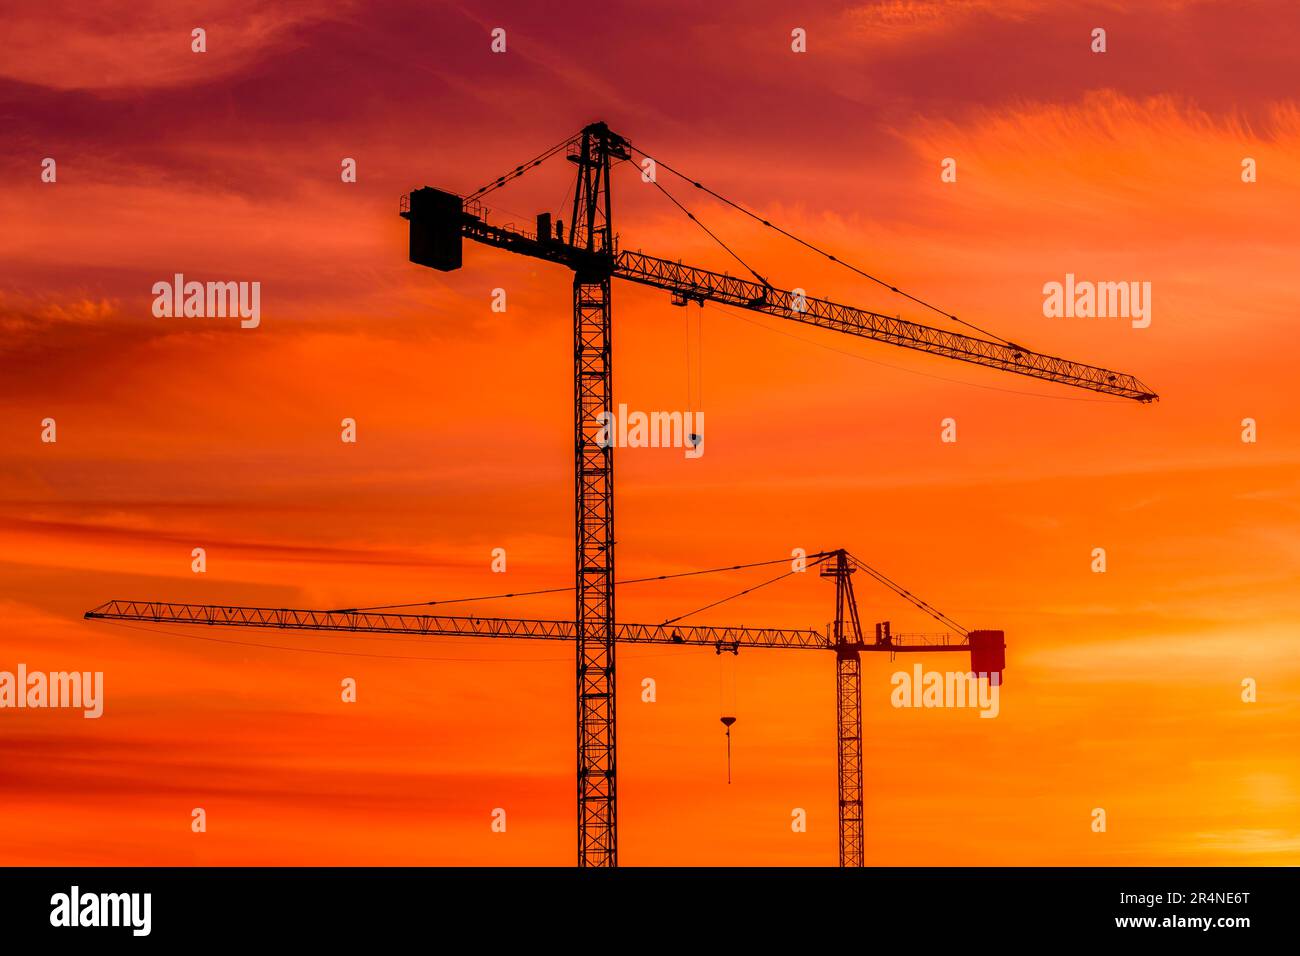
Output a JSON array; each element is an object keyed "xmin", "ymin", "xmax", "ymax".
[
  {"xmin": 967, "ymin": 629, "xmax": 1006, "ymax": 683},
  {"xmin": 406, "ymin": 187, "xmax": 463, "ymax": 271}
]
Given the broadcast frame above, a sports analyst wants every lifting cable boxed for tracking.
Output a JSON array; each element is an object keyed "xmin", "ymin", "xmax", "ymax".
[
  {"xmin": 685, "ymin": 299, "xmax": 693, "ymax": 415},
  {"xmin": 695, "ymin": 300, "xmax": 704, "ymax": 412},
  {"xmin": 719, "ymin": 653, "xmax": 738, "ymax": 784},
  {"xmin": 335, "ymin": 551, "xmax": 834, "ymax": 613},
  {"xmin": 685, "ymin": 299, "xmax": 704, "ymax": 418},
  {"xmin": 626, "ymin": 142, "xmax": 1019, "ymax": 348}
]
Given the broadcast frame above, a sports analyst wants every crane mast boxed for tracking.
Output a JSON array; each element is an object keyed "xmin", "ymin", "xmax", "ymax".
[{"xmin": 568, "ymin": 123, "xmax": 630, "ymax": 867}]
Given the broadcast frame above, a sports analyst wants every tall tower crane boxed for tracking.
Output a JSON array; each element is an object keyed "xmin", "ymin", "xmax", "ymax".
[
  {"xmin": 86, "ymin": 548, "xmax": 1006, "ymax": 867},
  {"xmin": 86, "ymin": 121, "xmax": 1155, "ymax": 867}
]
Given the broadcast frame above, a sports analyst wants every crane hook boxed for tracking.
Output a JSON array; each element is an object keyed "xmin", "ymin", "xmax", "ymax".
[{"xmin": 720, "ymin": 716, "xmax": 737, "ymax": 784}]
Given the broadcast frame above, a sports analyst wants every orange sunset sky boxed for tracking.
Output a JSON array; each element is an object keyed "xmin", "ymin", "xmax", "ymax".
[{"xmin": 2, "ymin": 0, "xmax": 1298, "ymax": 866}]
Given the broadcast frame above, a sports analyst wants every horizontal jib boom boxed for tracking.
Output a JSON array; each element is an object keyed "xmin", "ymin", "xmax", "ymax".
[
  {"xmin": 85, "ymin": 600, "xmax": 830, "ymax": 649},
  {"xmin": 613, "ymin": 251, "xmax": 1157, "ymax": 402}
]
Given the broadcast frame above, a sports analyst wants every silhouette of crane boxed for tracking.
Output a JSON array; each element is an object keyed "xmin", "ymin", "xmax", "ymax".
[
  {"xmin": 85, "ymin": 121, "xmax": 1155, "ymax": 867},
  {"xmin": 86, "ymin": 548, "xmax": 1004, "ymax": 867}
]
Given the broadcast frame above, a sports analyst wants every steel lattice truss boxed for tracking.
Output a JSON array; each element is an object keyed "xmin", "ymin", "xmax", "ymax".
[
  {"xmin": 85, "ymin": 599, "xmax": 979, "ymax": 654},
  {"xmin": 615, "ymin": 252, "xmax": 1157, "ymax": 402},
  {"xmin": 85, "ymin": 600, "xmax": 826, "ymax": 648},
  {"xmin": 454, "ymin": 218, "xmax": 1157, "ymax": 402}
]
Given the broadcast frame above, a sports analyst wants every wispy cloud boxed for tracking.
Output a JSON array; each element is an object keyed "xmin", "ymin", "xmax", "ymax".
[{"xmin": 0, "ymin": 0, "xmax": 356, "ymax": 91}]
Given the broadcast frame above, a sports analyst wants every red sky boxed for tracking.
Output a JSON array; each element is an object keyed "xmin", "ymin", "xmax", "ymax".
[{"xmin": 1, "ymin": 0, "xmax": 1298, "ymax": 865}]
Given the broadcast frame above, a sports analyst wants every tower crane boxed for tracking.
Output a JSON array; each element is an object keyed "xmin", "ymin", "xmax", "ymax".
[
  {"xmin": 87, "ymin": 549, "xmax": 1005, "ymax": 867},
  {"xmin": 85, "ymin": 121, "xmax": 1156, "ymax": 868}
]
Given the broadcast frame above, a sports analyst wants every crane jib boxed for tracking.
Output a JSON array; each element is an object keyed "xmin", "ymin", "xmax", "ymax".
[
  {"xmin": 84, "ymin": 598, "xmax": 999, "ymax": 670},
  {"xmin": 400, "ymin": 186, "xmax": 1157, "ymax": 403}
]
